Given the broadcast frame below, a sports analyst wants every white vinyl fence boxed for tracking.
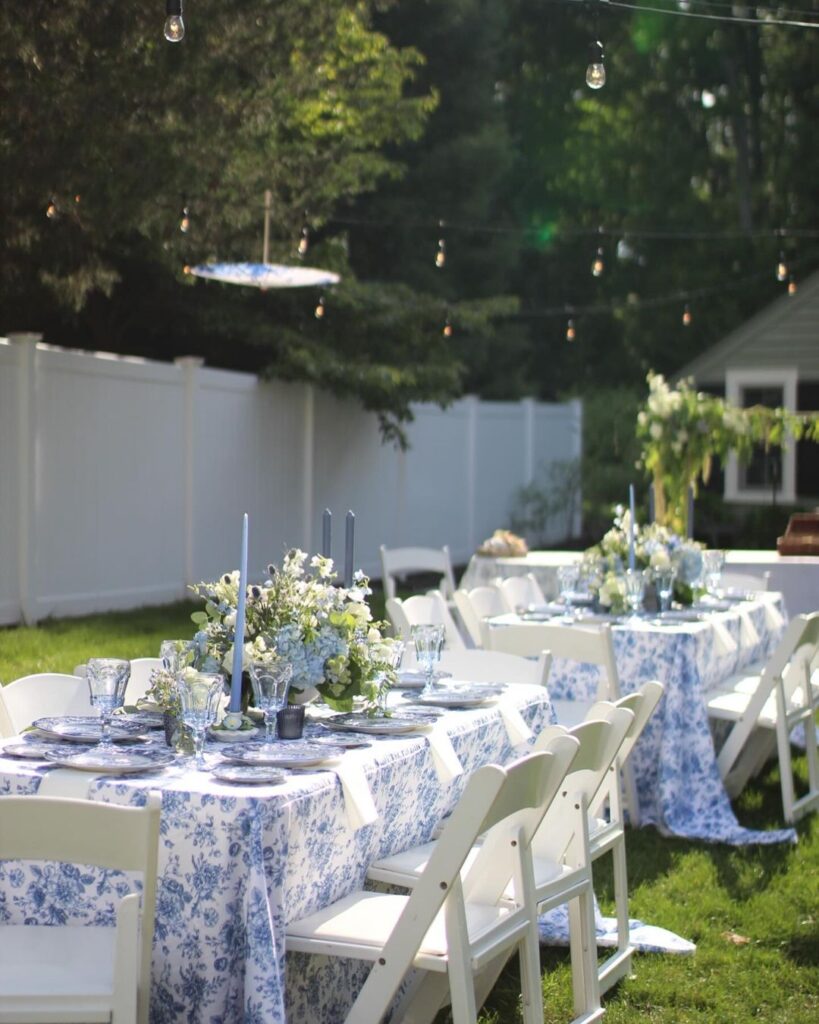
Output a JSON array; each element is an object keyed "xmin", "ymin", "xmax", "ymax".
[{"xmin": 0, "ymin": 334, "xmax": 582, "ymax": 625}]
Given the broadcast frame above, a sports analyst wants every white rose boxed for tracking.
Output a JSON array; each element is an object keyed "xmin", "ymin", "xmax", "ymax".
[
  {"xmin": 650, "ymin": 422, "xmax": 663, "ymax": 440},
  {"xmin": 224, "ymin": 612, "xmax": 237, "ymax": 629},
  {"xmin": 650, "ymin": 549, "xmax": 671, "ymax": 569}
]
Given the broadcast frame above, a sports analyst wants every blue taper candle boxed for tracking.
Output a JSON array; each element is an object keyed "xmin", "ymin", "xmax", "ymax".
[
  {"xmin": 229, "ymin": 513, "xmax": 249, "ymax": 712},
  {"xmin": 628, "ymin": 484, "xmax": 636, "ymax": 571}
]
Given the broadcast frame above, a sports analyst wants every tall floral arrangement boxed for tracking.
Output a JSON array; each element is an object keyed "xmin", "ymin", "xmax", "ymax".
[
  {"xmin": 189, "ymin": 550, "xmax": 397, "ymax": 711},
  {"xmin": 636, "ymin": 372, "xmax": 818, "ymax": 535},
  {"xmin": 582, "ymin": 506, "xmax": 705, "ymax": 609}
]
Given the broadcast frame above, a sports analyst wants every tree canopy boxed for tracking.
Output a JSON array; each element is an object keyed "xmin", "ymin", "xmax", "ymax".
[{"xmin": 2, "ymin": 1, "xmax": 817, "ymax": 441}]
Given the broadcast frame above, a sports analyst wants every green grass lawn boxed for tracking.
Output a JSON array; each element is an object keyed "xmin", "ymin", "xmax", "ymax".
[{"xmin": 1, "ymin": 599, "xmax": 817, "ymax": 1022}]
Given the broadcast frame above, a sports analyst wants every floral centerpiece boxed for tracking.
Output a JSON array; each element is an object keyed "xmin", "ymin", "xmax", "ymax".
[
  {"xmin": 581, "ymin": 506, "xmax": 705, "ymax": 612},
  {"xmin": 189, "ymin": 549, "xmax": 398, "ymax": 712}
]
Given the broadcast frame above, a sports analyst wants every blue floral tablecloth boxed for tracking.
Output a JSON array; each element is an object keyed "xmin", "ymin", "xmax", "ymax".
[
  {"xmin": 0, "ymin": 686, "xmax": 554, "ymax": 1024},
  {"xmin": 490, "ymin": 594, "xmax": 795, "ymax": 846}
]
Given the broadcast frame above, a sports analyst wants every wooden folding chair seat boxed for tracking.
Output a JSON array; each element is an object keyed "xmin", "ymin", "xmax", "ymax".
[
  {"xmin": 454, "ymin": 586, "xmax": 508, "ymax": 647},
  {"xmin": 706, "ymin": 612, "xmax": 819, "ymax": 823},
  {"xmin": 386, "ymin": 590, "xmax": 467, "ymax": 649},
  {"xmin": 0, "ymin": 672, "xmax": 94, "ymax": 738},
  {"xmin": 499, "ymin": 573, "xmax": 547, "ymax": 613},
  {"xmin": 289, "ymin": 743, "xmax": 581, "ymax": 1024},
  {"xmin": 438, "ymin": 648, "xmax": 552, "ymax": 688},
  {"xmin": 379, "ymin": 544, "xmax": 457, "ymax": 602},
  {"xmin": 0, "ymin": 791, "xmax": 161, "ymax": 1024}
]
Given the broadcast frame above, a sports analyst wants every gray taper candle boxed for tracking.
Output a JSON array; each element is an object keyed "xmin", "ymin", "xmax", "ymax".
[
  {"xmin": 344, "ymin": 510, "xmax": 355, "ymax": 587},
  {"xmin": 321, "ymin": 508, "xmax": 332, "ymax": 559}
]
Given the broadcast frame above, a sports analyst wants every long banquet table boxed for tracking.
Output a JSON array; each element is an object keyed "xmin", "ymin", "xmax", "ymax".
[
  {"xmin": 487, "ymin": 592, "xmax": 796, "ymax": 846},
  {"xmin": 0, "ymin": 685, "xmax": 554, "ymax": 1024}
]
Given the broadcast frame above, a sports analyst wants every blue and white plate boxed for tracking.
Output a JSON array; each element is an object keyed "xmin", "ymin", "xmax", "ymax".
[
  {"xmin": 211, "ymin": 764, "xmax": 288, "ymax": 786},
  {"xmin": 408, "ymin": 683, "xmax": 502, "ymax": 709},
  {"xmin": 43, "ymin": 747, "xmax": 175, "ymax": 774},
  {"xmin": 32, "ymin": 716, "xmax": 149, "ymax": 744},
  {"xmin": 1, "ymin": 740, "xmax": 92, "ymax": 761},
  {"xmin": 223, "ymin": 741, "xmax": 345, "ymax": 768},
  {"xmin": 397, "ymin": 669, "xmax": 452, "ymax": 690},
  {"xmin": 324, "ymin": 714, "xmax": 432, "ymax": 735}
]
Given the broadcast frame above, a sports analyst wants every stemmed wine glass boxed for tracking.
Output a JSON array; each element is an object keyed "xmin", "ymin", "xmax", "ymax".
[
  {"xmin": 248, "ymin": 657, "xmax": 293, "ymax": 747},
  {"xmin": 653, "ymin": 566, "xmax": 676, "ymax": 613},
  {"xmin": 557, "ymin": 564, "xmax": 580, "ymax": 618},
  {"xmin": 176, "ymin": 670, "xmax": 224, "ymax": 769},
  {"xmin": 412, "ymin": 624, "xmax": 445, "ymax": 696},
  {"xmin": 377, "ymin": 640, "xmax": 405, "ymax": 715},
  {"xmin": 86, "ymin": 658, "xmax": 131, "ymax": 759}
]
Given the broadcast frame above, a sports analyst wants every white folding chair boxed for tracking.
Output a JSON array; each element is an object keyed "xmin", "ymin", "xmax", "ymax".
[
  {"xmin": 379, "ymin": 544, "xmax": 457, "ymax": 602},
  {"xmin": 720, "ymin": 570, "xmax": 771, "ymax": 594},
  {"xmin": 453, "ymin": 586, "xmax": 508, "ymax": 647},
  {"xmin": 706, "ymin": 611, "xmax": 819, "ymax": 823},
  {"xmin": 289, "ymin": 745, "xmax": 581, "ymax": 1024},
  {"xmin": 439, "ymin": 648, "xmax": 552, "ymax": 688},
  {"xmin": 386, "ymin": 590, "xmax": 467, "ymax": 650},
  {"xmin": 0, "ymin": 790, "xmax": 161, "ymax": 1024},
  {"xmin": 582, "ymin": 682, "xmax": 664, "ymax": 992},
  {"xmin": 499, "ymin": 574, "xmax": 547, "ymax": 613},
  {"xmin": 480, "ymin": 619, "xmax": 641, "ymax": 826},
  {"xmin": 0, "ymin": 673, "xmax": 94, "ymax": 738},
  {"xmin": 126, "ymin": 658, "xmax": 163, "ymax": 706}
]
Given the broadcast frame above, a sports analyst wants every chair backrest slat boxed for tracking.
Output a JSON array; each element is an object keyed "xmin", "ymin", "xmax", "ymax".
[{"xmin": 379, "ymin": 545, "xmax": 457, "ymax": 602}]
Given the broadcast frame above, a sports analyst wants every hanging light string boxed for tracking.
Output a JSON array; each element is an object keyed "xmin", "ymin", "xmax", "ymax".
[{"xmin": 593, "ymin": 0, "xmax": 819, "ymax": 30}]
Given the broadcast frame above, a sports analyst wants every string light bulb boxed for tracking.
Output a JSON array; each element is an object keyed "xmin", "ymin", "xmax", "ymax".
[
  {"xmin": 442, "ymin": 315, "xmax": 453, "ymax": 338},
  {"xmin": 566, "ymin": 318, "xmax": 576, "ymax": 342},
  {"xmin": 164, "ymin": 0, "xmax": 185, "ymax": 42},
  {"xmin": 183, "ymin": 264, "xmax": 191, "ymax": 275},
  {"xmin": 776, "ymin": 251, "xmax": 788, "ymax": 282},
  {"xmin": 591, "ymin": 246, "xmax": 605, "ymax": 277},
  {"xmin": 682, "ymin": 303, "xmax": 692, "ymax": 326},
  {"xmin": 46, "ymin": 197, "xmax": 58, "ymax": 219},
  {"xmin": 298, "ymin": 224, "xmax": 309, "ymax": 257},
  {"xmin": 435, "ymin": 221, "xmax": 446, "ymax": 268},
  {"xmin": 179, "ymin": 205, "xmax": 190, "ymax": 233},
  {"xmin": 586, "ymin": 40, "xmax": 606, "ymax": 90},
  {"xmin": 314, "ymin": 295, "xmax": 325, "ymax": 319},
  {"xmin": 788, "ymin": 275, "xmax": 797, "ymax": 296},
  {"xmin": 74, "ymin": 194, "xmax": 81, "ymax": 205}
]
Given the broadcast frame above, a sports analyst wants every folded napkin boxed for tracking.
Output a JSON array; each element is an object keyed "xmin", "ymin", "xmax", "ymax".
[
  {"xmin": 710, "ymin": 618, "xmax": 738, "ymax": 656},
  {"xmin": 497, "ymin": 701, "xmax": 532, "ymax": 746},
  {"xmin": 37, "ymin": 768, "xmax": 97, "ymax": 799},
  {"xmin": 332, "ymin": 757, "xmax": 379, "ymax": 831},
  {"xmin": 426, "ymin": 728, "xmax": 463, "ymax": 782},
  {"xmin": 738, "ymin": 609, "xmax": 761, "ymax": 648}
]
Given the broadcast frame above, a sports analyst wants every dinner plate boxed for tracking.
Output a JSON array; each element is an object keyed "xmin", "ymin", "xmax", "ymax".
[
  {"xmin": 408, "ymin": 685, "xmax": 501, "ymax": 709},
  {"xmin": 323, "ymin": 714, "xmax": 432, "ymax": 735},
  {"xmin": 1, "ymin": 740, "xmax": 92, "ymax": 761},
  {"xmin": 651, "ymin": 610, "xmax": 704, "ymax": 623},
  {"xmin": 397, "ymin": 669, "xmax": 452, "ymax": 690},
  {"xmin": 310, "ymin": 734, "xmax": 372, "ymax": 749},
  {"xmin": 222, "ymin": 741, "xmax": 346, "ymax": 768},
  {"xmin": 211, "ymin": 764, "xmax": 288, "ymax": 786},
  {"xmin": 118, "ymin": 710, "xmax": 165, "ymax": 729},
  {"xmin": 32, "ymin": 716, "xmax": 149, "ymax": 744},
  {"xmin": 43, "ymin": 747, "xmax": 176, "ymax": 774}
]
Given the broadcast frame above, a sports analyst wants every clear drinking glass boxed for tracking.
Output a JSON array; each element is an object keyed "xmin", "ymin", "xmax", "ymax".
[
  {"xmin": 176, "ymin": 670, "xmax": 224, "ymax": 769},
  {"xmin": 378, "ymin": 640, "xmax": 405, "ymax": 714},
  {"xmin": 623, "ymin": 569, "xmax": 646, "ymax": 617},
  {"xmin": 653, "ymin": 567, "xmax": 676, "ymax": 613},
  {"xmin": 412, "ymin": 624, "xmax": 445, "ymax": 695},
  {"xmin": 248, "ymin": 657, "xmax": 293, "ymax": 746},
  {"xmin": 702, "ymin": 549, "xmax": 725, "ymax": 598},
  {"xmin": 557, "ymin": 564, "xmax": 580, "ymax": 610},
  {"xmin": 86, "ymin": 658, "xmax": 131, "ymax": 754}
]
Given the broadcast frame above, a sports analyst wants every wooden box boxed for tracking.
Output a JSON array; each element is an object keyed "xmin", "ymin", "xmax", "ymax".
[{"xmin": 777, "ymin": 512, "xmax": 819, "ymax": 556}]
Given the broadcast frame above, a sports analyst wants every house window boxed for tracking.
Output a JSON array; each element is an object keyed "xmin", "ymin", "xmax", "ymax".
[{"xmin": 724, "ymin": 368, "xmax": 797, "ymax": 504}]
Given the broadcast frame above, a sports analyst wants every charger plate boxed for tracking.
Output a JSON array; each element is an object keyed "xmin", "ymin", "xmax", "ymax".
[
  {"xmin": 43, "ymin": 747, "xmax": 175, "ymax": 774},
  {"xmin": 32, "ymin": 716, "xmax": 148, "ymax": 744},
  {"xmin": 2, "ymin": 740, "xmax": 92, "ymax": 761},
  {"xmin": 222, "ymin": 740, "xmax": 345, "ymax": 768},
  {"xmin": 408, "ymin": 684, "xmax": 501, "ymax": 709}
]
